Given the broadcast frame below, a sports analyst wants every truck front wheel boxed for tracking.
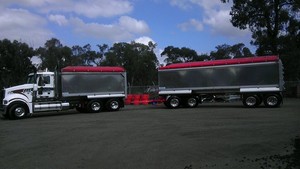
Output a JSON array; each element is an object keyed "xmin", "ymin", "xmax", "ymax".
[
  {"xmin": 87, "ymin": 100, "xmax": 103, "ymax": 113},
  {"xmin": 8, "ymin": 103, "xmax": 28, "ymax": 120},
  {"xmin": 167, "ymin": 96, "xmax": 181, "ymax": 109},
  {"xmin": 106, "ymin": 99, "xmax": 120, "ymax": 111}
]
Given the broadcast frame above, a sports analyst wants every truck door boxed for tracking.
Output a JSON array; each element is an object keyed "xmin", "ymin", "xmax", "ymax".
[{"xmin": 37, "ymin": 74, "xmax": 55, "ymax": 99}]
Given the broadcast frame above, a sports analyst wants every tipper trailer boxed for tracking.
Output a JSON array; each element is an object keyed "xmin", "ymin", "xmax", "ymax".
[
  {"xmin": 0, "ymin": 66, "xmax": 127, "ymax": 119},
  {"xmin": 158, "ymin": 56, "xmax": 284, "ymax": 108}
]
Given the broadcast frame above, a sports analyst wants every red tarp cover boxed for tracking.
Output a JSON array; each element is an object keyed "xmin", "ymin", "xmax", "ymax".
[
  {"xmin": 61, "ymin": 66, "xmax": 125, "ymax": 72},
  {"xmin": 159, "ymin": 55, "xmax": 279, "ymax": 70}
]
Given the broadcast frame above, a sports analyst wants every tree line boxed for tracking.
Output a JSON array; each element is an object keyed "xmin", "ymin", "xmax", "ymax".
[
  {"xmin": 0, "ymin": 38, "xmax": 254, "ymax": 89},
  {"xmin": 1, "ymin": 0, "xmax": 299, "ymax": 89}
]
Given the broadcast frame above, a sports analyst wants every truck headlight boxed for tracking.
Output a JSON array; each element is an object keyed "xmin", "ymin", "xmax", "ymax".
[{"xmin": 3, "ymin": 100, "xmax": 8, "ymax": 105}]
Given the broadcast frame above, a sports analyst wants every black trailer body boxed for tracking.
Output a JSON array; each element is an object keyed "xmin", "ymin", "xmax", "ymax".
[
  {"xmin": 61, "ymin": 70, "xmax": 126, "ymax": 97},
  {"xmin": 158, "ymin": 56, "xmax": 284, "ymax": 108}
]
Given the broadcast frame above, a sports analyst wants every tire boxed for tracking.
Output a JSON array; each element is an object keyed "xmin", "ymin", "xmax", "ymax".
[
  {"xmin": 87, "ymin": 100, "xmax": 103, "ymax": 113},
  {"xmin": 8, "ymin": 103, "xmax": 28, "ymax": 120},
  {"xmin": 264, "ymin": 94, "xmax": 282, "ymax": 108},
  {"xmin": 106, "ymin": 99, "xmax": 120, "ymax": 111},
  {"xmin": 242, "ymin": 95, "xmax": 259, "ymax": 108},
  {"xmin": 185, "ymin": 97, "xmax": 199, "ymax": 108},
  {"xmin": 167, "ymin": 96, "xmax": 181, "ymax": 109}
]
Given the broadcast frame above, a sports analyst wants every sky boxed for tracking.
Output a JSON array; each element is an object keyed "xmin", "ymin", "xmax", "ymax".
[{"xmin": 0, "ymin": 0, "xmax": 253, "ymax": 64}]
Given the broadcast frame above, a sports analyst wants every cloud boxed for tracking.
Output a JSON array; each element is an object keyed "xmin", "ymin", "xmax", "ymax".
[
  {"xmin": 170, "ymin": 0, "xmax": 192, "ymax": 9},
  {"xmin": 48, "ymin": 14, "xmax": 68, "ymax": 26},
  {"xmin": 72, "ymin": 0, "xmax": 133, "ymax": 18},
  {"xmin": 178, "ymin": 19, "xmax": 203, "ymax": 32},
  {"xmin": 203, "ymin": 10, "xmax": 249, "ymax": 37},
  {"xmin": 172, "ymin": 0, "xmax": 250, "ymax": 38},
  {"xmin": 3, "ymin": 0, "xmax": 133, "ymax": 18},
  {"xmin": 171, "ymin": 0, "xmax": 226, "ymax": 10},
  {"xmin": 119, "ymin": 16, "xmax": 150, "ymax": 34},
  {"xmin": 68, "ymin": 16, "xmax": 150, "ymax": 41},
  {"xmin": 0, "ymin": 8, "xmax": 53, "ymax": 47},
  {"xmin": 134, "ymin": 36, "xmax": 155, "ymax": 45}
]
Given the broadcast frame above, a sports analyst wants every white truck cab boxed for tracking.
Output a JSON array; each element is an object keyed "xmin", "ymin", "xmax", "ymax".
[{"xmin": 0, "ymin": 71, "xmax": 55, "ymax": 119}]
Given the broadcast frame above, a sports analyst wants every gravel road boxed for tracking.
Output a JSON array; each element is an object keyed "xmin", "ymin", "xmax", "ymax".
[{"xmin": 1, "ymin": 99, "xmax": 299, "ymax": 169}]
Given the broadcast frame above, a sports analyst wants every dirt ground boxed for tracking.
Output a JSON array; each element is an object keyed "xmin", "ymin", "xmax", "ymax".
[{"xmin": 0, "ymin": 98, "xmax": 299, "ymax": 169}]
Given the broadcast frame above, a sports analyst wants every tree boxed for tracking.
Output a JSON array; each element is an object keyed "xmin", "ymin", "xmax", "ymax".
[
  {"xmin": 222, "ymin": 0, "xmax": 300, "ymax": 55},
  {"xmin": 71, "ymin": 45, "xmax": 85, "ymax": 65},
  {"xmin": 210, "ymin": 44, "xmax": 232, "ymax": 60},
  {"xmin": 222, "ymin": 0, "xmax": 300, "ymax": 80},
  {"xmin": 37, "ymin": 38, "xmax": 72, "ymax": 71},
  {"xmin": 0, "ymin": 39, "xmax": 34, "ymax": 89},
  {"xmin": 102, "ymin": 42, "xmax": 159, "ymax": 86},
  {"xmin": 210, "ymin": 43, "xmax": 253, "ymax": 60},
  {"xmin": 161, "ymin": 46, "xmax": 199, "ymax": 64}
]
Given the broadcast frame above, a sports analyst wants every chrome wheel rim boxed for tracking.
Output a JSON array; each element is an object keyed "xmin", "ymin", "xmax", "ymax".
[
  {"xmin": 246, "ymin": 96, "xmax": 256, "ymax": 106},
  {"xmin": 266, "ymin": 96, "xmax": 278, "ymax": 106},
  {"xmin": 170, "ymin": 98, "xmax": 180, "ymax": 108},
  {"xmin": 187, "ymin": 98, "xmax": 197, "ymax": 107},
  {"xmin": 110, "ymin": 101, "xmax": 119, "ymax": 110},
  {"xmin": 14, "ymin": 107, "xmax": 26, "ymax": 117},
  {"xmin": 91, "ymin": 102, "xmax": 101, "ymax": 111}
]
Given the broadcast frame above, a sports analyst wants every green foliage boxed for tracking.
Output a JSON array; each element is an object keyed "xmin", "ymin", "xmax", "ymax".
[
  {"xmin": 102, "ymin": 42, "xmax": 159, "ymax": 86},
  {"xmin": 161, "ymin": 44, "xmax": 253, "ymax": 64},
  {"xmin": 71, "ymin": 44, "xmax": 108, "ymax": 66},
  {"xmin": 161, "ymin": 46, "xmax": 199, "ymax": 64},
  {"xmin": 222, "ymin": 0, "xmax": 300, "ymax": 80},
  {"xmin": 0, "ymin": 39, "xmax": 34, "ymax": 89},
  {"xmin": 37, "ymin": 38, "xmax": 72, "ymax": 71},
  {"xmin": 224, "ymin": 0, "xmax": 299, "ymax": 54},
  {"xmin": 210, "ymin": 43, "xmax": 253, "ymax": 60}
]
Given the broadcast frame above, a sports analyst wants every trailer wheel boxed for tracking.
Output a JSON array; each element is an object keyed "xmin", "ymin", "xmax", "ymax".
[
  {"xmin": 8, "ymin": 103, "xmax": 28, "ymax": 120},
  {"xmin": 87, "ymin": 100, "xmax": 103, "ymax": 113},
  {"xmin": 167, "ymin": 96, "xmax": 181, "ymax": 109},
  {"xmin": 186, "ymin": 97, "xmax": 198, "ymax": 108},
  {"xmin": 263, "ymin": 94, "xmax": 282, "ymax": 108},
  {"xmin": 242, "ymin": 95, "xmax": 259, "ymax": 108},
  {"xmin": 106, "ymin": 99, "xmax": 120, "ymax": 111}
]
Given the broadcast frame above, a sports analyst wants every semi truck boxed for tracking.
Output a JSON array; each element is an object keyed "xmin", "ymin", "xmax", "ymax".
[
  {"xmin": 0, "ymin": 66, "xmax": 127, "ymax": 119},
  {"xmin": 158, "ymin": 55, "xmax": 284, "ymax": 108}
]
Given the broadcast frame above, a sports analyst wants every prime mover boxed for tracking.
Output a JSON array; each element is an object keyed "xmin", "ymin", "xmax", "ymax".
[{"xmin": 0, "ymin": 66, "xmax": 127, "ymax": 119}]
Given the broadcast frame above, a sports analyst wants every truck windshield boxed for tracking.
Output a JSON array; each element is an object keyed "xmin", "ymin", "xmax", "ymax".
[{"xmin": 27, "ymin": 74, "xmax": 36, "ymax": 84}]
